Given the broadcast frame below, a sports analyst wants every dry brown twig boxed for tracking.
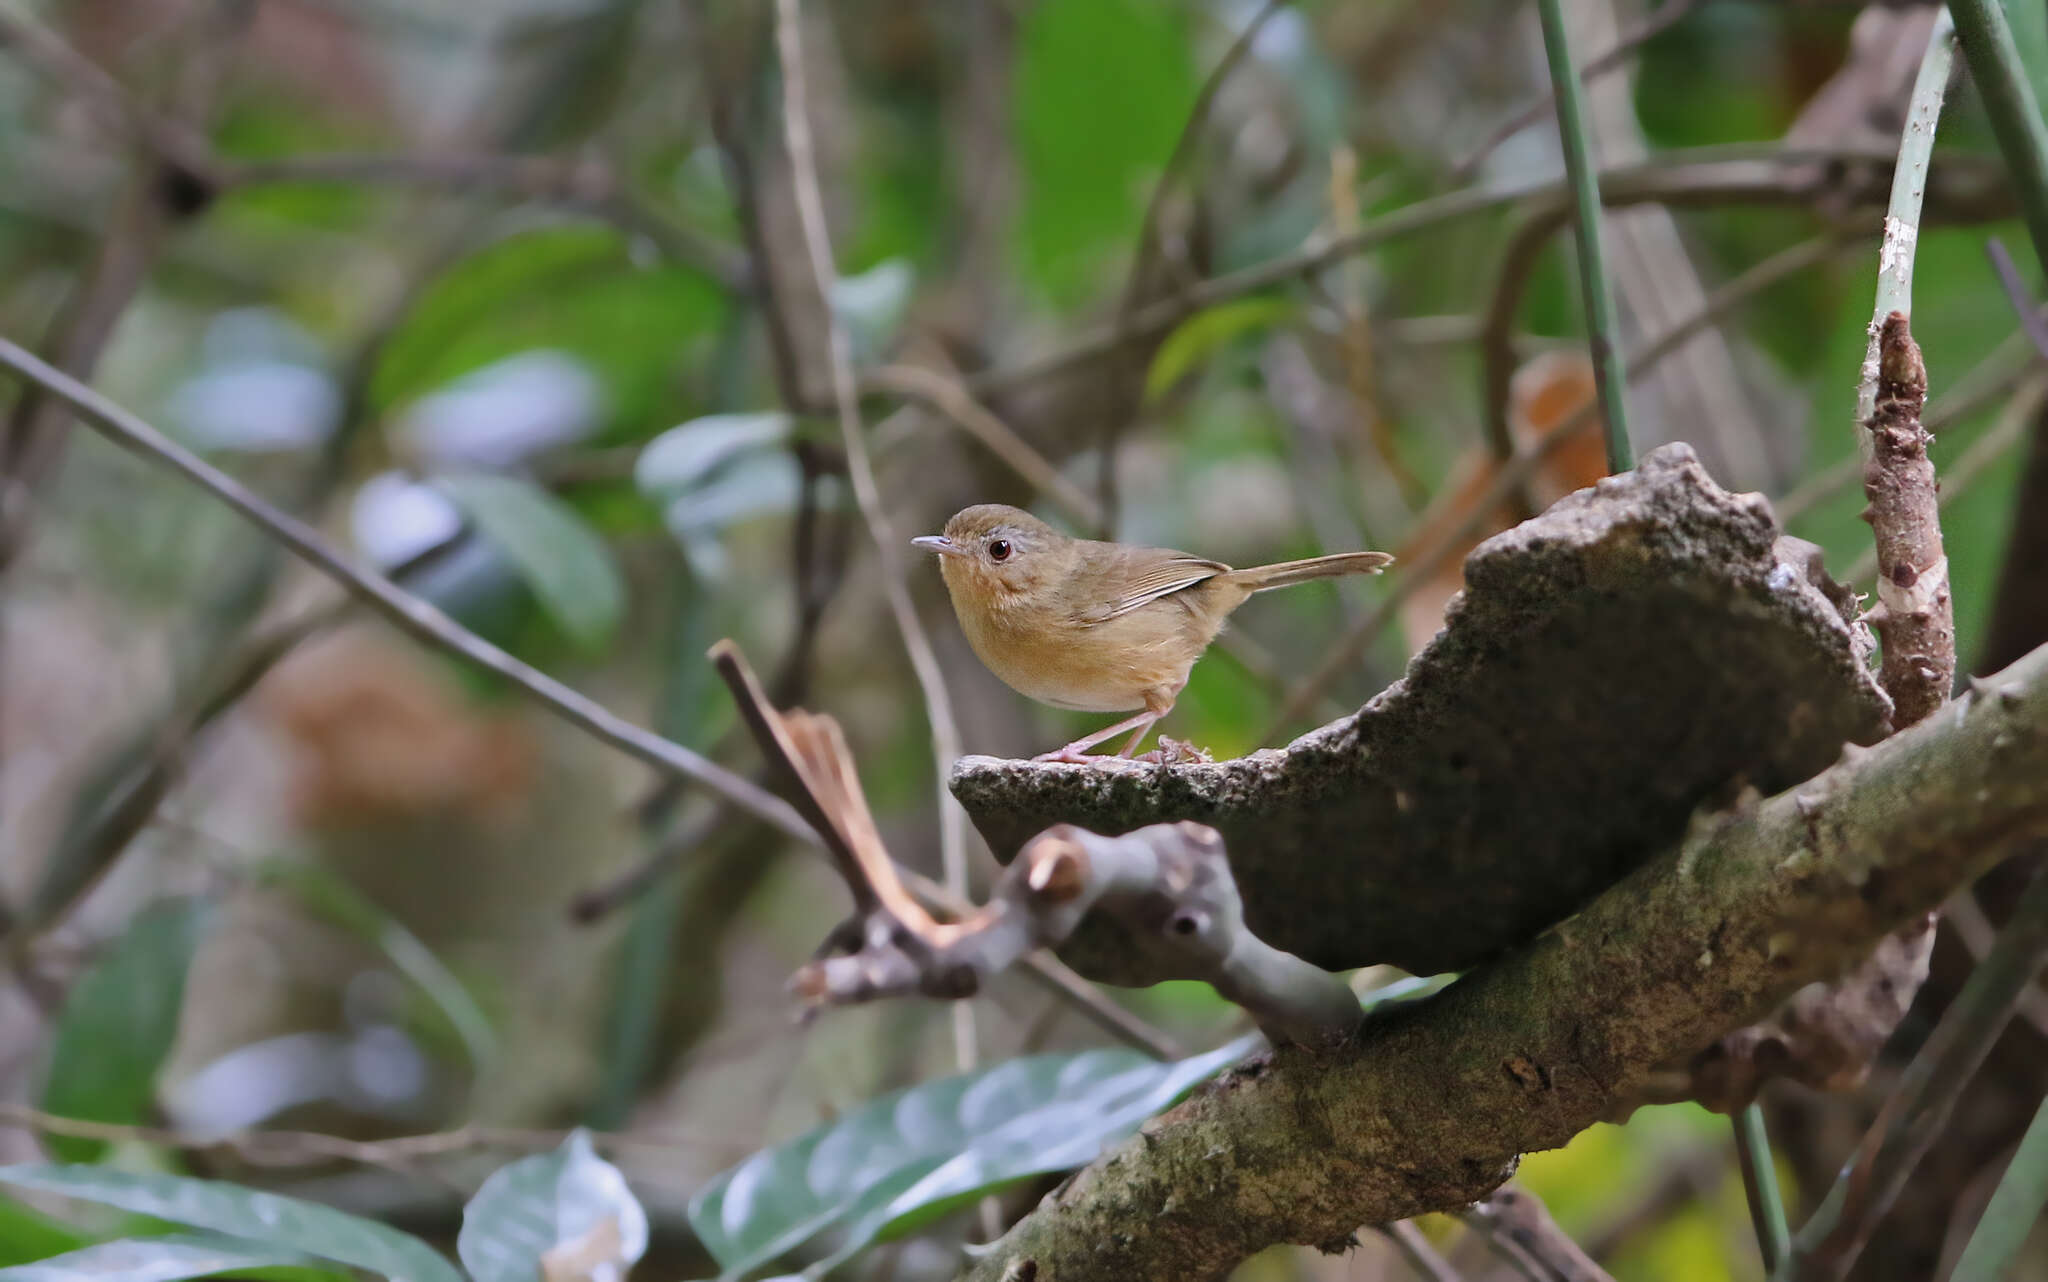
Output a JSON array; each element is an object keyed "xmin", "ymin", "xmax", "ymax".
[
  {"xmin": 1468, "ymin": 1185, "xmax": 1617, "ymax": 1282},
  {"xmin": 710, "ymin": 641, "xmax": 1360, "ymax": 1049}
]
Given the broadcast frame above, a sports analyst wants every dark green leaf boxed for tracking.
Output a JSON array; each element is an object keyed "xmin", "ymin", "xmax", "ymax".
[
  {"xmin": 439, "ymin": 474, "xmax": 626, "ymax": 652},
  {"xmin": 688, "ymin": 1036, "xmax": 1256, "ymax": 1279},
  {"xmin": 0, "ymin": 1232, "xmax": 307, "ymax": 1282},
  {"xmin": 458, "ymin": 1130, "xmax": 647, "ymax": 1282},
  {"xmin": 0, "ymin": 1168, "xmax": 460, "ymax": 1282},
  {"xmin": 39, "ymin": 900, "xmax": 214, "ymax": 1163}
]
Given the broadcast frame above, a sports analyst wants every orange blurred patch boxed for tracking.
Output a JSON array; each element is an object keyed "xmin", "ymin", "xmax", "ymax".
[
  {"xmin": 1395, "ymin": 352, "xmax": 1610, "ymax": 653},
  {"xmin": 260, "ymin": 631, "xmax": 539, "ymax": 830}
]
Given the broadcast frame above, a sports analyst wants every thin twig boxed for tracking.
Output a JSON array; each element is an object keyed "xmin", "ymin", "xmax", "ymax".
[
  {"xmin": 1380, "ymin": 1221, "xmax": 1465, "ymax": 1282},
  {"xmin": 0, "ymin": 337, "xmax": 817, "ymax": 847},
  {"xmin": 223, "ymin": 152, "xmax": 747, "ymax": 288},
  {"xmin": 865, "ymin": 363, "xmax": 1101, "ymax": 526},
  {"xmin": 1535, "ymin": 0, "xmax": 1631, "ymax": 472},
  {"xmin": 1451, "ymin": 0, "xmax": 1704, "ymax": 181},
  {"xmin": 772, "ymin": 0, "xmax": 981, "ymax": 1073},
  {"xmin": 1265, "ymin": 230, "xmax": 1851, "ymax": 736},
  {"xmin": 966, "ymin": 142, "xmax": 1999, "ymax": 406},
  {"xmin": 1735, "ymin": 1103, "xmax": 1792, "ymax": 1274},
  {"xmin": 1986, "ymin": 237, "xmax": 2048, "ymax": 359},
  {"xmin": 1951, "ymin": 0, "xmax": 2048, "ymax": 273},
  {"xmin": 1779, "ymin": 867, "xmax": 2048, "ymax": 1281},
  {"xmin": 0, "ymin": 1104, "xmax": 743, "ymax": 1167}
]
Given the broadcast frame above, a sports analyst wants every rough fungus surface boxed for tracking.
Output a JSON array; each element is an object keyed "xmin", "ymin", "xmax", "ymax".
[{"xmin": 951, "ymin": 444, "xmax": 1890, "ymax": 983}]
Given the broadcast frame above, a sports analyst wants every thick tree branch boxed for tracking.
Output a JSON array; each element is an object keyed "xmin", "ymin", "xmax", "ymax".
[{"xmin": 961, "ymin": 639, "xmax": 2048, "ymax": 1281}]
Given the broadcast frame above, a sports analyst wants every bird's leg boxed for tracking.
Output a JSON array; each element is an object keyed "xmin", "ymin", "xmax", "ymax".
[
  {"xmin": 1114, "ymin": 713, "xmax": 1162, "ymax": 758},
  {"xmin": 1112, "ymin": 692, "xmax": 1177, "ymax": 759},
  {"xmin": 1033, "ymin": 709, "xmax": 1157, "ymax": 764}
]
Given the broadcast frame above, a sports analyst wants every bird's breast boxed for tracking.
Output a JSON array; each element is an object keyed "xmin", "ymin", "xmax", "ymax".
[{"xmin": 955, "ymin": 595, "xmax": 1204, "ymax": 713}]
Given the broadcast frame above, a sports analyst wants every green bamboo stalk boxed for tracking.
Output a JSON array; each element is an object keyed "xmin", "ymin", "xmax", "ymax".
[
  {"xmin": 1949, "ymin": 1091, "xmax": 2048, "ymax": 1282},
  {"xmin": 1854, "ymin": 10, "xmax": 1958, "ymax": 443},
  {"xmin": 1735, "ymin": 1103, "xmax": 1793, "ymax": 1273},
  {"xmin": 1533, "ymin": 0, "xmax": 1631, "ymax": 473},
  {"xmin": 1951, "ymin": 0, "xmax": 2048, "ymax": 274}
]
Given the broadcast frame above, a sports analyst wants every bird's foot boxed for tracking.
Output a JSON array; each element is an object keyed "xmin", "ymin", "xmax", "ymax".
[{"xmin": 1137, "ymin": 736, "xmax": 1212, "ymax": 765}]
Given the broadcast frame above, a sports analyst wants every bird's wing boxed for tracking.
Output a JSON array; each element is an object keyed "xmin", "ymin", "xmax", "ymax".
[{"xmin": 1080, "ymin": 556, "xmax": 1231, "ymax": 623}]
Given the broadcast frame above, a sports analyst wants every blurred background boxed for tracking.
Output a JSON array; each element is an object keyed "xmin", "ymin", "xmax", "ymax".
[{"xmin": 1, "ymin": 0, "xmax": 2044, "ymax": 1277}]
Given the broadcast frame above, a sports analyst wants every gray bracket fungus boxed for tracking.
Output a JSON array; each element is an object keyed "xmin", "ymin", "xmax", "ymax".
[{"xmin": 949, "ymin": 444, "xmax": 1891, "ymax": 985}]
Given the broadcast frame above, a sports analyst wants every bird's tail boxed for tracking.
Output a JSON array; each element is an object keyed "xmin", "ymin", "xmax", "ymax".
[{"xmin": 1226, "ymin": 550, "xmax": 1394, "ymax": 593}]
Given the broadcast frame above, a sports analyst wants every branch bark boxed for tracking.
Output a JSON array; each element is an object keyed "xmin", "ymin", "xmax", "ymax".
[{"xmin": 960, "ymin": 639, "xmax": 2048, "ymax": 1281}]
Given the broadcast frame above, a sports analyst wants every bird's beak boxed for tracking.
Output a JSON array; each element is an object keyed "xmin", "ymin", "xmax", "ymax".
[{"xmin": 912, "ymin": 534, "xmax": 967, "ymax": 558}]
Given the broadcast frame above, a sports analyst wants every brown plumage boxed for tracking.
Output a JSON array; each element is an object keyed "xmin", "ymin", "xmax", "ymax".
[{"xmin": 914, "ymin": 504, "xmax": 1393, "ymax": 761}]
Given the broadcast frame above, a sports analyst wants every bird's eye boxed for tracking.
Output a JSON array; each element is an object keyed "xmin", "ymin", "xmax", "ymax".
[{"xmin": 987, "ymin": 539, "xmax": 1012, "ymax": 562}]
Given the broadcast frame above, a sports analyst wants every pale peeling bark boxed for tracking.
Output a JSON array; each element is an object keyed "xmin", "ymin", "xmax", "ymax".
[{"xmin": 962, "ymin": 640, "xmax": 2048, "ymax": 1282}]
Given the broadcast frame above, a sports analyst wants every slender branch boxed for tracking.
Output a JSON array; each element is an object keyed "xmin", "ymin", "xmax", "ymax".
[
  {"xmin": 1986, "ymin": 237, "xmax": 2048, "ymax": 359},
  {"xmin": 1451, "ymin": 0, "xmax": 1704, "ymax": 181},
  {"xmin": 967, "ymin": 142, "xmax": 2008, "ymax": 406},
  {"xmin": 1534, "ymin": 0, "xmax": 1631, "ymax": 471},
  {"xmin": 1265, "ymin": 231, "xmax": 1850, "ymax": 736},
  {"xmin": 0, "ymin": 336, "xmax": 817, "ymax": 847},
  {"xmin": 1381, "ymin": 1223, "xmax": 1465, "ymax": 1282},
  {"xmin": 222, "ymin": 152, "xmax": 748, "ymax": 288},
  {"xmin": 965, "ymin": 639, "xmax": 2048, "ymax": 1282},
  {"xmin": 1735, "ymin": 1104, "xmax": 1792, "ymax": 1274},
  {"xmin": 865, "ymin": 363, "xmax": 1101, "ymax": 526},
  {"xmin": 772, "ymin": 0, "xmax": 979, "ymax": 1072},
  {"xmin": 0, "ymin": 1105, "xmax": 742, "ymax": 1169},
  {"xmin": 1951, "ymin": 0, "xmax": 2048, "ymax": 273},
  {"xmin": 1780, "ymin": 867, "xmax": 2048, "ymax": 1282}
]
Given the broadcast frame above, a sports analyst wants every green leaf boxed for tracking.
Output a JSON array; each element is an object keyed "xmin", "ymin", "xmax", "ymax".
[
  {"xmin": 39, "ymin": 900, "xmax": 214, "ymax": 1163},
  {"xmin": 0, "ymin": 1168, "xmax": 460, "ymax": 1282},
  {"xmin": 439, "ymin": 474, "xmax": 626, "ymax": 652},
  {"xmin": 1014, "ymin": 0, "xmax": 1197, "ymax": 305},
  {"xmin": 248, "ymin": 857, "xmax": 496, "ymax": 1072},
  {"xmin": 1144, "ymin": 297, "xmax": 1298, "ymax": 403},
  {"xmin": 828, "ymin": 259, "xmax": 914, "ymax": 364},
  {"xmin": 688, "ymin": 1036, "xmax": 1257, "ymax": 1279},
  {"xmin": 0, "ymin": 1197, "xmax": 86, "ymax": 1266},
  {"xmin": 0, "ymin": 1232, "xmax": 308, "ymax": 1282},
  {"xmin": 458, "ymin": 1131, "xmax": 647, "ymax": 1282}
]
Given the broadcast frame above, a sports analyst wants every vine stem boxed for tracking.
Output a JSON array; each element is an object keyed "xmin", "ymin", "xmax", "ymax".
[
  {"xmin": 1854, "ymin": 9, "xmax": 1957, "ymax": 441},
  {"xmin": 1534, "ymin": 0, "xmax": 1631, "ymax": 472}
]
